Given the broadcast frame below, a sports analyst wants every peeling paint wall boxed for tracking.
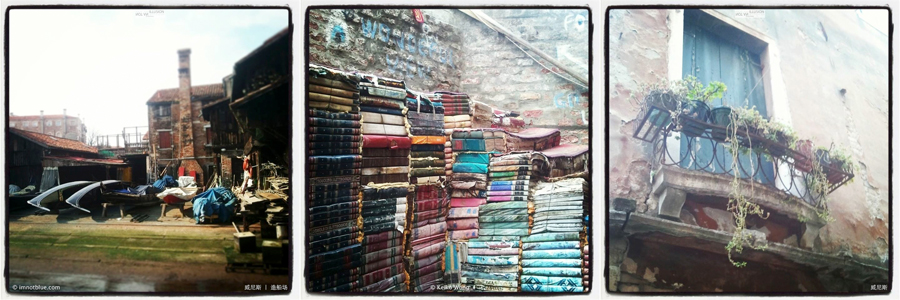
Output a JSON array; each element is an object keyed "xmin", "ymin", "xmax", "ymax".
[
  {"xmin": 607, "ymin": 9, "xmax": 670, "ymax": 211},
  {"xmin": 608, "ymin": 8, "xmax": 889, "ymax": 268}
]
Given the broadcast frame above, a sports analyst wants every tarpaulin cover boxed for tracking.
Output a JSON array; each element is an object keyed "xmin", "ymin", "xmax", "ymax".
[
  {"xmin": 157, "ymin": 187, "xmax": 200, "ymax": 204},
  {"xmin": 152, "ymin": 175, "xmax": 178, "ymax": 190},
  {"xmin": 191, "ymin": 187, "xmax": 236, "ymax": 224},
  {"xmin": 452, "ymin": 163, "xmax": 488, "ymax": 174}
]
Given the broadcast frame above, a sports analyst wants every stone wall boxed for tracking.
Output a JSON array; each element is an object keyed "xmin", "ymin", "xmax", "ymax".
[
  {"xmin": 608, "ymin": 8, "xmax": 889, "ymax": 267},
  {"xmin": 308, "ymin": 8, "xmax": 590, "ymax": 145},
  {"xmin": 308, "ymin": 9, "xmax": 465, "ymax": 92},
  {"xmin": 457, "ymin": 9, "xmax": 590, "ymax": 144}
]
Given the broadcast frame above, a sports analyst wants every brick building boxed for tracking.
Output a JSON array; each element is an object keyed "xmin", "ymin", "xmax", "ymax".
[
  {"xmin": 8, "ymin": 109, "xmax": 86, "ymax": 142},
  {"xmin": 146, "ymin": 48, "xmax": 225, "ymax": 184}
]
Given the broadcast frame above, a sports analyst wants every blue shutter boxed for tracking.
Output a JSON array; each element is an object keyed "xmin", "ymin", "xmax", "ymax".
[{"xmin": 680, "ymin": 20, "xmax": 775, "ymax": 184}]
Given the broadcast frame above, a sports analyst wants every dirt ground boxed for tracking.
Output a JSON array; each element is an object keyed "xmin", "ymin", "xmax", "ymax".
[{"xmin": 7, "ymin": 204, "xmax": 291, "ymax": 293}]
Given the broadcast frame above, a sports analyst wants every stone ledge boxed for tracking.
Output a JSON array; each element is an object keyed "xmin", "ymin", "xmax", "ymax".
[
  {"xmin": 651, "ymin": 165, "xmax": 825, "ymax": 226},
  {"xmin": 609, "ymin": 210, "xmax": 888, "ymax": 282}
]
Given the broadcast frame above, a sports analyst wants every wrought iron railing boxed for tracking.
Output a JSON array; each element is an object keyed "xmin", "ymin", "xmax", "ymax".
[{"xmin": 642, "ymin": 111, "xmax": 854, "ymax": 207}]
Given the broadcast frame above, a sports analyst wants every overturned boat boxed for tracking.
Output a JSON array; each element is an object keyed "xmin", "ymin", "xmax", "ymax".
[{"xmin": 27, "ymin": 181, "xmax": 93, "ymax": 211}]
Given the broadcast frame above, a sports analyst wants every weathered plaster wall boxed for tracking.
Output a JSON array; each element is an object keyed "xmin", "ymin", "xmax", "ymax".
[
  {"xmin": 308, "ymin": 8, "xmax": 590, "ymax": 145},
  {"xmin": 711, "ymin": 9, "xmax": 889, "ymax": 265},
  {"xmin": 609, "ymin": 8, "xmax": 888, "ymax": 266},
  {"xmin": 607, "ymin": 9, "xmax": 670, "ymax": 211}
]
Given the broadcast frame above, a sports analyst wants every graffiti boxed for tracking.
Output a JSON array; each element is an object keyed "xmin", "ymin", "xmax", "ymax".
[
  {"xmin": 361, "ymin": 17, "xmax": 454, "ymax": 68},
  {"xmin": 331, "ymin": 25, "xmax": 346, "ymax": 43},
  {"xmin": 553, "ymin": 92, "xmax": 582, "ymax": 108},
  {"xmin": 564, "ymin": 13, "xmax": 587, "ymax": 32},
  {"xmin": 385, "ymin": 53, "xmax": 433, "ymax": 79},
  {"xmin": 554, "ymin": 92, "xmax": 589, "ymax": 125}
]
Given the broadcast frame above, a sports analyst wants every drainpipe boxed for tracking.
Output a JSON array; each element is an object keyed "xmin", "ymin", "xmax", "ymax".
[
  {"xmin": 40, "ymin": 110, "xmax": 44, "ymax": 134},
  {"xmin": 63, "ymin": 109, "xmax": 68, "ymax": 137}
]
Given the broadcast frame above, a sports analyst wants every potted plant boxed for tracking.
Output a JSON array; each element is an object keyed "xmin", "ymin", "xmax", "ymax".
[
  {"xmin": 763, "ymin": 122, "xmax": 798, "ymax": 158},
  {"xmin": 709, "ymin": 106, "xmax": 733, "ymax": 141},
  {"xmin": 676, "ymin": 76, "xmax": 726, "ymax": 137},
  {"xmin": 818, "ymin": 145, "xmax": 856, "ymax": 185},
  {"xmin": 792, "ymin": 139, "xmax": 814, "ymax": 172}
]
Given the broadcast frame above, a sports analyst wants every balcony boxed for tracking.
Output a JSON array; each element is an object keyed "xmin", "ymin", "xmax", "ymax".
[{"xmin": 634, "ymin": 105, "xmax": 855, "ymax": 233}]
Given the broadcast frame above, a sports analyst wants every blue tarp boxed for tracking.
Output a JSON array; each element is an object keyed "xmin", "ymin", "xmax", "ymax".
[
  {"xmin": 191, "ymin": 187, "xmax": 237, "ymax": 224},
  {"xmin": 112, "ymin": 185, "xmax": 162, "ymax": 195},
  {"xmin": 152, "ymin": 175, "xmax": 178, "ymax": 190}
]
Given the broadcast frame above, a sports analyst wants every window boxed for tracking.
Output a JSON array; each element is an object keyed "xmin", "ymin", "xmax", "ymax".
[
  {"xmin": 55, "ymin": 120, "xmax": 62, "ymax": 126},
  {"xmin": 156, "ymin": 105, "xmax": 171, "ymax": 117},
  {"xmin": 205, "ymin": 125, "xmax": 212, "ymax": 145},
  {"xmin": 46, "ymin": 120, "xmax": 52, "ymax": 126},
  {"xmin": 69, "ymin": 119, "xmax": 77, "ymax": 126},
  {"xmin": 678, "ymin": 10, "xmax": 774, "ymax": 184},
  {"xmin": 10, "ymin": 122, "xmax": 15, "ymax": 127},
  {"xmin": 56, "ymin": 131, "xmax": 63, "ymax": 137},
  {"xmin": 32, "ymin": 121, "xmax": 38, "ymax": 127},
  {"xmin": 158, "ymin": 130, "xmax": 172, "ymax": 149}
]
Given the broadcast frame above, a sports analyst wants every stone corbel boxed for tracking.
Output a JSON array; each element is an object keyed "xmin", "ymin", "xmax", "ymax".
[
  {"xmin": 651, "ymin": 170, "xmax": 686, "ymax": 221},
  {"xmin": 799, "ymin": 222, "xmax": 822, "ymax": 251}
]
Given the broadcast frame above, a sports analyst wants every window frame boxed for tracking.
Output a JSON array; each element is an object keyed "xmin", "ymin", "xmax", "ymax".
[{"xmin": 157, "ymin": 129, "xmax": 173, "ymax": 149}]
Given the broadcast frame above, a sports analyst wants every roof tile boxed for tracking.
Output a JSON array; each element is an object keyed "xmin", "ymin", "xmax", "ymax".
[
  {"xmin": 10, "ymin": 128, "xmax": 98, "ymax": 154},
  {"xmin": 146, "ymin": 83, "xmax": 224, "ymax": 104}
]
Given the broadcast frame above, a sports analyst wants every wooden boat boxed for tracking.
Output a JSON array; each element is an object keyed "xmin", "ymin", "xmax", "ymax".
[{"xmin": 27, "ymin": 181, "xmax": 93, "ymax": 211}]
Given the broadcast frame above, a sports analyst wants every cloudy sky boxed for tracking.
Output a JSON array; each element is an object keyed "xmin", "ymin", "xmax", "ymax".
[{"xmin": 8, "ymin": 8, "xmax": 288, "ymax": 140}]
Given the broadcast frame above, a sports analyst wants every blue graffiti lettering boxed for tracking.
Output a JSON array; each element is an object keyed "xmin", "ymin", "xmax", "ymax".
[
  {"xmin": 361, "ymin": 18, "xmax": 376, "ymax": 39},
  {"xmin": 331, "ymin": 25, "xmax": 346, "ymax": 43},
  {"xmin": 378, "ymin": 23, "xmax": 390, "ymax": 42}
]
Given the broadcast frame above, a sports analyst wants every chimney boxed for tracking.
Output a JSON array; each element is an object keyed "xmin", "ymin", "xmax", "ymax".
[
  {"xmin": 63, "ymin": 109, "xmax": 68, "ymax": 137},
  {"xmin": 177, "ymin": 48, "xmax": 195, "ymax": 157},
  {"xmin": 176, "ymin": 48, "xmax": 203, "ymax": 182},
  {"xmin": 40, "ymin": 110, "xmax": 44, "ymax": 134}
]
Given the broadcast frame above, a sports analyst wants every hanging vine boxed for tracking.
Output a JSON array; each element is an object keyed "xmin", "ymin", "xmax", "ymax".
[{"xmin": 723, "ymin": 108, "xmax": 770, "ymax": 268}]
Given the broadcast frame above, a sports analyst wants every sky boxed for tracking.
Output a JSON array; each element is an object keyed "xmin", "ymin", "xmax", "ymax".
[{"xmin": 8, "ymin": 8, "xmax": 289, "ymax": 140}]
